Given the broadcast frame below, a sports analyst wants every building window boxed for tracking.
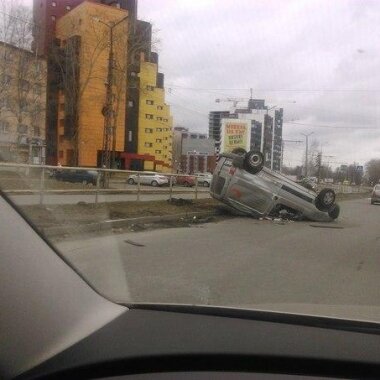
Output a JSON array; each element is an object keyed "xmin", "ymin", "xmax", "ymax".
[
  {"xmin": 146, "ymin": 85, "xmax": 154, "ymax": 91},
  {"xmin": 20, "ymin": 99, "xmax": 28, "ymax": 111},
  {"xmin": 144, "ymin": 128, "xmax": 153, "ymax": 133},
  {"xmin": 144, "ymin": 142, "xmax": 152, "ymax": 147},
  {"xmin": 155, "ymin": 150, "xmax": 161, "ymax": 154},
  {"xmin": 17, "ymin": 124, "xmax": 28, "ymax": 134},
  {"xmin": 145, "ymin": 114, "xmax": 153, "ymax": 119},
  {"xmin": 59, "ymin": 135, "xmax": 64, "ymax": 143},
  {"xmin": 59, "ymin": 103, "xmax": 65, "ymax": 112},
  {"xmin": 146, "ymin": 100, "xmax": 154, "ymax": 105},
  {"xmin": 58, "ymin": 150, "xmax": 64, "ymax": 158},
  {"xmin": 21, "ymin": 80, "xmax": 30, "ymax": 92},
  {"xmin": 0, "ymin": 120, "xmax": 10, "ymax": 134},
  {"xmin": 163, "ymin": 118, "xmax": 168, "ymax": 122},
  {"xmin": 59, "ymin": 119, "xmax": 64, "ymax": 127},
  {"xmin": 156, "ymin": 128, "xmax": 162, "ymax": 132},
  {"xmin": 33, "ymin": 126, "xmax": 40, "ymax": 136},
  {"xmin": 128, "ymin": 131, "xmax": 132, "ymax": 142},
  {"xmin": 51, "ymin": 15, "xmax": 56, "ymax": 21},
  {"xmin": 157, "ymin": 105, "xmax": 163, "ymax": 110},
  {"xmin": 51, "ymin": 1, "xmax": 57, "ymax": 6},
  {"xmin": 3, "ymin": 50, "xmax": 12, "ymax": 62},
  {"xmin": 1, "ymin": 74, "xmax": 11, "ymax": 86},
  {"xmin": 0, "ymin": 98, "xmax": 8, "ymax": 109},
  {"xmin": 33, "ymin": 84, "xmax": 42, "ymax": 95},
  {"xmin": 156, "ymin": 138, "xmax": 162, "ymax": 143},
  {"xmin": 157, "ymin": 117, "xmax": 162, "ymax": 121},
  {"xmin": 66, "ymin": 5, "xmax": 71, "ymax": 10},
  {"xmin": 128, "ymin": 100, "xmax": 134, "ymax": 108}
]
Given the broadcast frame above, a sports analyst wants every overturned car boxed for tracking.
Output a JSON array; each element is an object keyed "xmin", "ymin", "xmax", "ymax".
[{"xmin": 210, "ymin": 150, "xmax": 340, "ymax": 222}]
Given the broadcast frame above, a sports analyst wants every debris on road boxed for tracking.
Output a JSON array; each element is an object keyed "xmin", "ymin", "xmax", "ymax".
[{"xmin": 124, "ymin": 239, "xmax": 145, "ymax": 247}]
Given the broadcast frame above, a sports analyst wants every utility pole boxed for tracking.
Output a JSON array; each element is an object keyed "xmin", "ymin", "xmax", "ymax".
[
  {"xmin": 301, "ymin": 132, "xmax": 314, "ymax": 177},
  {"xmin": 95, "ymin": 15, "xmax": 128, "ymax": 173}
]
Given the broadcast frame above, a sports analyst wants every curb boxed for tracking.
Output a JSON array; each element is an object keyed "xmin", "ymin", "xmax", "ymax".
[{"xmin": 42, "ymin": 210, "xmax": 221, "ymax": 238}]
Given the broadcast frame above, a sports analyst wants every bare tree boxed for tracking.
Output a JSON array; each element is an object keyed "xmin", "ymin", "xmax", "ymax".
[{"xmin": 0, "ymin": 1, "xmax": 46, "ymax": 163}]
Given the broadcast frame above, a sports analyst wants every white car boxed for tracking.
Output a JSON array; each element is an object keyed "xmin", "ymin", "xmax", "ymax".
[
  {"xmin": 127, "ymin": 172, "xmax": 169, "ymax": 187},
  {"xmin": 194, "ymin": 172, "xmax": 213, "ymax": 187}
]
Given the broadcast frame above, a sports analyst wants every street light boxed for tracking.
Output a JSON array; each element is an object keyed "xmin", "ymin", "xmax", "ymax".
[{"xmin": 93, "ymin": 14, "xmax": 128, "ymax": 171}]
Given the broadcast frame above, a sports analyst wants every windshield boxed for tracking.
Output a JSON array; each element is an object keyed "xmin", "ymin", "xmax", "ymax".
[{"xmin": 1, "ymin": 0, "xmax": 380, "ymax": 321}]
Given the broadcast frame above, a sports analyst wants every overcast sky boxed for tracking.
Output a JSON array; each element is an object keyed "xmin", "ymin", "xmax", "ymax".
[
  {"xmin": 137, "ymin": 0, "xmax": 380, "ymax": 168},
  {"xmin": 21, "ymin": 0, "xmax": 380, "ymax": 167}
]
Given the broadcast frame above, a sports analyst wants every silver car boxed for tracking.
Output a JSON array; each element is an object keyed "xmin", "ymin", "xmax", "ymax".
[
  {"xmin": 194, "ymin": 172, "xmax": 213, "ymax": 187},
  {"xmin": 210, "ymin": 150, "xmax": 340, "ymax": 222},
  {"xmin": 127, "ymin": 172, "xmax": 169, "ymax": 187}
]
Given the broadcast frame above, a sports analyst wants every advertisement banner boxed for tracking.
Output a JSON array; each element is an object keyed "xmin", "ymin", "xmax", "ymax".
[{"xmin": 220, "ymin": 119, "xmax": 250, "ymax": 153}]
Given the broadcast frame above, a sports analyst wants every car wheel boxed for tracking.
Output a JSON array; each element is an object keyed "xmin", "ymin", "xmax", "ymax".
[
  {"xmin": 371, "ymin": 200, "xmax": 375, "ymax": 205},
  {"xmin": 315, "ymin": 188, "xmax": 336, "ymax": 211},
  {"xmin": 151, "ymin": 180, "xmax": 159, "ymax": 187},
  {"xmin": 328, "ymin": 203, "xmax": 340, "ymax": 220},
  {"xmin": 203, "ymin": 181, "xmax": 210, "ymax": 187},
  {"xmin": 243, "ymin": 150, "xmax": 264, "ymax": 174},
  {"xmin": 127, "ymin": 178, "xmax": 135, "ymax": 185},
  {"xmin": 183, "ymin": 181, "xmax": 190, "ymax": 187},
  {"xmin": 231, "ymin": 147, "xmax": 247, "ymax": 156}
]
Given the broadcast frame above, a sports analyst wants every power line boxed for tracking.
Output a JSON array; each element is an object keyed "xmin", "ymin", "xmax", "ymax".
[
  {"xmin": 285, "ymin": 121, "xmax": 378, "ymax": 130},
  {"xmin": 166, "ymin": 84, "xmax": 380, "ymax": 93}
]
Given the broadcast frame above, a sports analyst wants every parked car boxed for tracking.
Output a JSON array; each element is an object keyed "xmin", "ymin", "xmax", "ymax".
[
  {"xmin": 210, "ymin": 150, "xmax": 340, "ymax": 222},
  {"xmin": 54, "ymin": 169, "xmax": 98, "ymax": 185},
  {"xmin": 194, "ymin": 172, "xmax": 213, "ymax": 187},
  {"xmin": 371, "ymin": 184, "xmax": 380, "ymax": 205},
  {"xmin": 127, "ymin": 172, "xmax": 169, "ymax": 187},
  {"xmin": 176, "ymin": 175, "xmax": 196, "ymax": 187}
]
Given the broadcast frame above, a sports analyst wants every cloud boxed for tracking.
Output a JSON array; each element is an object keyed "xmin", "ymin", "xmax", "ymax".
[{"xmin": 140, "ymin": 0, "xmax": 380, "ymax": 166}]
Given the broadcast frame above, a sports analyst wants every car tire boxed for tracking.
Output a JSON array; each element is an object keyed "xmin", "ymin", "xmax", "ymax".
[
  {"xmin": 203, "ymin": 181, "xmax": 210, "ymax": 187},
  {"xmin": 231, "ymin": 147, "xmax": 247, "ymax": 156},
  {"xmin": 243, "ymin": 150, "xmax": 264, "ymax": 174},
  {"xmin": 151, "ymin": 180, "xmax": 159, "ymax": 187},
  {"xmin": 127, "ymin": 178, "xmax": 135, "ymax": 185},
  {"xmin": 328, "ymin": 203, "xmax": 340, "ymax": 220},
  {"xmin": 371, "ymin": 200, "xmax": 375, "ymax": 205},
  {"xmin": 315, "ymin": 188, "xmax": 336, "ymax": 211}
]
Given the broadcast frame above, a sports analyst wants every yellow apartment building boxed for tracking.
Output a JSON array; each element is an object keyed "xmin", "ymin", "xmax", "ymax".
[
  {"xmin": 137, "ymin": 55, "xmax": 172, "ymax": 171},
  {"xmin": 55, "ymin": 1, "xmax": 127, "ymax": 167}
]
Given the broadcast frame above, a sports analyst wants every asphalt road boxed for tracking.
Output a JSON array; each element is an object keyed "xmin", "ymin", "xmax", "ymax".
[
  {"xmin": 56, "ymin": 198, "xmax": 380, "ymax": 318},
  {"xmin": 7, "ymin": 189, "xmax": 210, "ymax": 205}
]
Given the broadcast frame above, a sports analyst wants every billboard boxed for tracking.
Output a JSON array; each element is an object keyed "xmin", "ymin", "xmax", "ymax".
[{"xmin": 220, "ymin": 119, "xmax": 250, "ymax": 153}]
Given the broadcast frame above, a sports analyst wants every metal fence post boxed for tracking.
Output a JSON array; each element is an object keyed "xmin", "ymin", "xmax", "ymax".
[
  {"xmin": 169, "ymin": 175, "xmax": 173, "ymax": 201},
  {"xmin": 39, "ymin": 167, "xmax": 45, "ymax": 205},
  {"xmin": 137, "ymin": 173, "xmax": 141, "ymax": 201},
  {"xmin": 95, "ymin": 171, "xmax": 100, "ymax": 204},
  {"xmin": 195, "ymin": 176, "xmax": 198, "ymax": 200}
]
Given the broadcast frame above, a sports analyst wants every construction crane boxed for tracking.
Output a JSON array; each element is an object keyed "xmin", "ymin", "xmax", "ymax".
[{"xmin": 215, "ymin": 89, "xmax": 253, "ymax": 108}]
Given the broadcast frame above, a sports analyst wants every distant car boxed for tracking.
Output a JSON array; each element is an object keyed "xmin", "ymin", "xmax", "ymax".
[
  {"xmin": 371, "ymin": 184, "xmax": 380, "ymax": 205},
  {"xmin": 127, "ymin": 172, "xmax": 169, "ymax": 187},
  {"xmin": 194, "ymin": 172, "xmax": 213, "ymax": 187},
  {"xmin": 210, "ymin": 150, "xmax": 340, "ymax": 222},
  {"xmin": 176, "ymin": 175, "xmax": 196, "ymax": 187},
  {"xmin": 54, "ymin": 169, "xmax": 98, "ymax": 185}
]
